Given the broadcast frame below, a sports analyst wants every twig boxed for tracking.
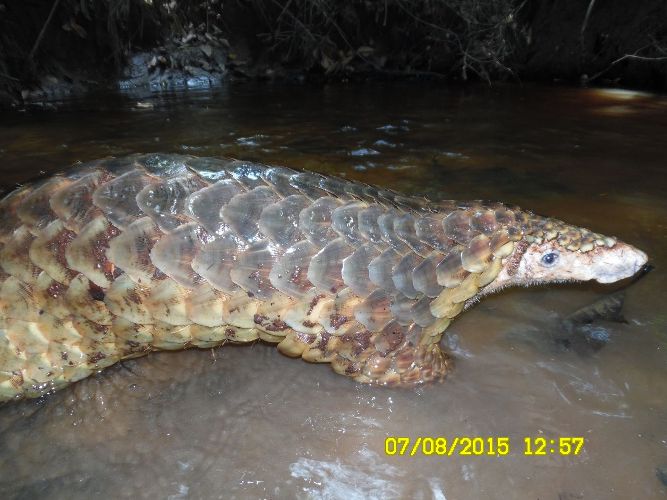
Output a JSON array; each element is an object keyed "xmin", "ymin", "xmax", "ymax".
[
  {"xmin": 395, "ymin": 0, "xmax": 456, "ymax": 38},
  {"xmin": 269, "ymin": 0, "xmax": 315, "ymax": 42},
  {"xmin": 588, "ymin": 48, "xmax": 667, "ymax": 83},
  {"xmin": 0, "ymin": 72, "xmax": 20, "ymax": 82},
  {"xmin": 28, "ymin": 0, "xmax": 62, "ymax": 61},
  {"xmin": 276, "ymin": 0, "xmax": 295, "ymax": 23},
  {"xmin": 580, "ymin": 0, "xmax": 596, "ymax": 57},
  {"xmin": 580, "ymin": 0, "xmax": 596, "ymax": 36}
]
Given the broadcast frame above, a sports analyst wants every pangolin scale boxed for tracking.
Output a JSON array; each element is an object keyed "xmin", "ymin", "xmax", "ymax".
[{"xmin": 0, "ymin": 154, "xmax": 648, "ymax": 401}]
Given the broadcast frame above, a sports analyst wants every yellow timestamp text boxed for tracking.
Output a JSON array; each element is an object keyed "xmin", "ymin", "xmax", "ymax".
[{"xmin": 384, "ymin": 436, "xmax": 584, "ymax": 457}]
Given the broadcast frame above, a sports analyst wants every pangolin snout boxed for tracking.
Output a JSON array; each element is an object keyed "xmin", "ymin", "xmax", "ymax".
[{"xmin": 594, "ymin": 243, "xmax": 648, "ymax": 284}]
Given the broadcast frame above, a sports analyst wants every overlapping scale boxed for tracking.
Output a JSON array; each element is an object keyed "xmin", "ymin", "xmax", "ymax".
[
  {"xmin": 65, "ymin": 274, "xmax": 113, "ymax": 325},
  {"xmin": 260, "ymin": 166, "xmax": 300, "ymax": 197},
  {"xmin": 34, "ymin": 271, "xmax": 70, "ymax": 319},
  {"xmin": 92, "ymin": 170, "xmax": 154, "ymax": 229},
  {"xmin": 50, "ymin": 170, "xmax": 106, "ymax": 232},
  {"xmin": 95, "ymin": 155, "xmax": 141, "ymax": 176},
  {"xmin": 307, "ymin": 238, "xmax": 353, "ymax": 293},
  {"xmin": 415, "ymin": 214, "xmax": 452, "ymax": 252},
  {"xmin": 0, "ymin": 188, "xmax": 29, "ymax": 242},
  {"xmin": 136, "ymin": 174, "xmax": 207, "ymax": 232},
  {"xmin": 259, "ymin": 194, "xmax": 310, "ymax": 248},
  {"xmin": 184, "ymin": 156, "xmax": 235, "ymax": 182},
  {"xmin": 28, "ymin": 219, "xmax": 76, "ymax": 285},
  {"xmin": 319, "ymin": 175, "xmax": 353, "ymax": 198},
  {"xmin": 394, "ymin": 213, "xmax": 429, "ymax": 255},
  {"xmin": 103, "ymin": 273, "xmax": 152, "ymax": 324},
  {"xmin": 221, "ymin": 289, "xmax": 259, "ymax": 329},
  {"xmin": 298, "ymin": 196, "xmax": 341, "ymax": 246},
  {"xmin": 377, "ymin": 211, "xmax": 409, "ymax": 251},
  {"xmin": 186, "ymin": 284, "xmax": 225, "ymax": 327},
  {"xmin": 355, "ymin": 288, "xmax": 393, "ymax": 330},
  {"xmin": 282, "ymin": 289, "xmax": 330, "ymax": 335},
  {"xmin": 229, "ymin": 161, "xmax": 272, "ymax": 190},
  {"xmin": 435, "ymin": 246, "xmax": 469, "ymax": 288},
  {"xmin": 432, "ymin": 273, "xmax": 481, "ymax": 312},
  {"xmin": 494, "ymin": 206, "xmax": 515, "ymax": 226},
  {"xmin": 392, "ymin": 253, "xmax": 420, "ymax": 298},
  {"xmin": 290, "ymin": 171, "xmax": 330, "ymax": 200},
  {"xmin": 443, "ymin": 210, "xmax": 475, "ymax": 245},
  {"xmin": 0, "ymin": 225, "xmax": 40, "ymax": 284},
  {"xmin": 222, "ymin": 186, "xmax": 278, "ymax": 242},
  {"xmin": 17, "ymin": 177, "xmax": 70, "ymax": 232},
  {"xmin": 106, "ymin": 217, "xmax": 162, "ymax": 285},
  {"xmin": 373, "ymin": 320, "xmax": 406, "ymax": 357},
  {"xmin": 489, "ymin": 229, "xmax": 512, "ymax": 256},
  {"xmin": 358, "ymin": 205, "xmax": 384, "ymax": 244},
  {"xmin": 150, "ymin": 222, "xmax": 211, "ymax": 288},
  {"xmin": 65, "ymin": 215, "xmax": 120, "ymax": 288},
  {"xmin": 331, "ymin": 201, "xmax": 366, "ymax": 245},
  {"xmin": 341, "ymin": 244, "xmax": 380, "ymax": 295},
  {"xmin": 191, "ymin": 232, "xmax": 243, "ymax": 293},
  {"xmin": 471, "ymin": 210, "xmax": 499, "ymax": 235},
  {"xmin": 319, "ymin": 288, "xmax": 363, "ymax": 334},
  {"xmin": 369, "ymin": 248, "xmax": 400, "ymax": 291},
  {"xmin": 269, "ymin": 240, "xmax": 318, "ymax": 297},
  {"xmin": 145, "ymin": 279, "xmax": 191, "ymax": 326},
  {"xmin": 138, "ymin": 154, "xmax": 191, "ymax": 177},
  {"xmin": 184, "ymin": 179, "xmax": 242, "ymax": 236},
  {"xmin": 461, "ymin": 234, "xmax": 492, "ymax": 273},
  {"xmin": 0, "ymin": 276, "xmax": 41, "ymax": 322},
  {"xmin": 342, "ymin": 182, "xmax": 378, "ymax": 204},
  {"xmin": 393, "ymin": 194, "xmax": 433, "ymax": 213},
  {"xmin": 412, "ymin": 251, "xmax": 444, "ymax": 298},
  {"xmin": 253, "ymin": 293, "xmax": 294, "ymax": 337},
  {"xmin": 411, "ymin": 296, "xmax": 437, "ymax": 327},
  {"xmin": 389, "ymin": 293, "xmax": 415, "ymax": 325},
  {"xmin": 229, "ymin": 240, "xmax": 279, "ymax": 300},
  {"xmin": 375, "ymin": 188, "xmax": 403, "ymax": 208},
  {"xmin": 478, "ymin": 256, "xmax": 503, "ymax": 287}
]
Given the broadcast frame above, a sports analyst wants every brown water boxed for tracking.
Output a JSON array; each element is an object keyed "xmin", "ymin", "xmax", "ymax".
[{"xmin": 0, "ymin": 83, "xmax": 665, "ymax": 499}]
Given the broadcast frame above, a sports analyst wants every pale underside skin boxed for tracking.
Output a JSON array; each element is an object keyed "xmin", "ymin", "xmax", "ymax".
[{"xmin": 0, "ymin": 154, "xmax": 648, "ymax": 402}]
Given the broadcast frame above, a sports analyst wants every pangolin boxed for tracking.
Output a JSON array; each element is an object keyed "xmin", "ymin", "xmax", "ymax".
[{"xmin": 0, "ymin": 154, "xmax": 648, "ymax": 401}]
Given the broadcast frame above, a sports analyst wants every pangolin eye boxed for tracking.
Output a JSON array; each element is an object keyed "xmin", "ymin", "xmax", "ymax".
[{"xmin": 541, "ymin": 251, "xmax": 559, "ymax": 266}]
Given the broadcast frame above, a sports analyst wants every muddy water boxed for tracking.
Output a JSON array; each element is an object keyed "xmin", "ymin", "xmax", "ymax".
[{"xmin": 0, "ymin": 83, "xmax": 665, "ymax": 499}]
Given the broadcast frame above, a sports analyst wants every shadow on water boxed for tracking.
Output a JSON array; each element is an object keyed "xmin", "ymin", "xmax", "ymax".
[{"xmin": 0, "ymin": 82, "xmax": 666, "ymax": 499}]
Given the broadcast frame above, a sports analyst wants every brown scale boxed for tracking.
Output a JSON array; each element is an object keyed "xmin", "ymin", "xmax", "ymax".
[
  {"xmin": 29, "ymin": 220, "xmax": 78, "ymax": 285},
  {"xmin": 65, "ymin": 216, "xmax": 121, "ymax": 288},
  {"xmin": 0, "ymin": 154, "xmax": 631, "ymax": 401},
  {"xmin": 106, "ymin": 216, "xmax": 164, "ymax": 285},
  {"xmin": 17, "ymin": 177, "xmax": 73, "ymax": 233},
  {"xmin": 269, "ymin": 240, "xmax": 319, "ymax": 298},
  {"xmin": 0, "ymin": 225, "xmax": 41, "ymax": 284},
  {"xmin": 50, "ymin": 170, "xmax": 110, "ymax": 232}
]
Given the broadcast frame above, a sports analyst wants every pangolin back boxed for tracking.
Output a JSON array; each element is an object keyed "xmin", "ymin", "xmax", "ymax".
[{"xmin": 0, "ymin": 154, "xmax": 618, "ymax": 401}]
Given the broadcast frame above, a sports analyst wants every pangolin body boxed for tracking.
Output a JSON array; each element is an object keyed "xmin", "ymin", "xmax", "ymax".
[{"xmin": 0, "ymin": 154, "xmax": 648, "ymax": 401}]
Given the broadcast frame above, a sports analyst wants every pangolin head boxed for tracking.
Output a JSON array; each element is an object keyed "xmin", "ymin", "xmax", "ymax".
[{"xmin": 484, "ymin": 214, "xmax": 648, "ymax": 293}]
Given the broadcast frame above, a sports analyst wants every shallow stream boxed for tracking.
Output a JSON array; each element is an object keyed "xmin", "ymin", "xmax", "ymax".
[{"xmin": 0, "ymin": 83, "xmax": 665, "ymax": 499}]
